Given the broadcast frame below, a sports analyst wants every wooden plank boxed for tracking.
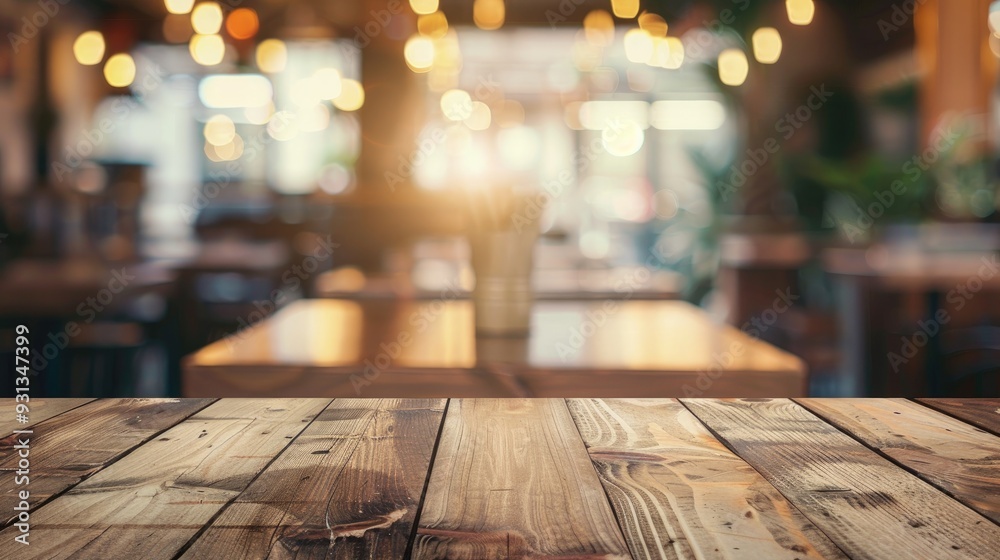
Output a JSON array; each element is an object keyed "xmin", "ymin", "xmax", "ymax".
[
  {"xmin": 1, "ymin": 398, "xmax": 213, "ymax": 525},
  {"xmin": 412, "ymin": 399, "xmax": 631, "ymax": 559},
  {"xmin": 0, "ymin": 398, "xmax": 94, "ymax": 436},
  {"xmin": 797, "ymin": 398, "xmax": 1000, "ymax": 525},
  {"xmin": 567, "ymin": 398, "xmax": 847, "ymax": 559},
  {"xmin": 917, "ymin": 399, "xmax": 1000, "ymax": 436},
  {"xmin": 683, "ymin": 399, "xmax": 1000, "ymax": 560},
  {"xmin": 181, "ymin": 398, "xmax": 446, "ymax": 559},
  {"xmin": 0, "ymin": 398, "xmax": 330, "ymax": 560}
]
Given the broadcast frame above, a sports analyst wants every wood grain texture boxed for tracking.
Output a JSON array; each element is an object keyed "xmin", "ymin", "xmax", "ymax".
[
  {"xmin": 567, "ymin": 398, "xmax": 847, "ymax": 560},
  {"xmin": 412, "ymin": 399, "xmax": 631, "ymax": 559},
  {"xmin": 917, "ymin": 399, "xmax": 1000, "ymax": 436},
  {"xmin": 0, "ymin": 398, "xmax": 213, "ymax": 525},
  {"xmin": 182, "ymin": 398, "xmax": 446, "ymax": 559},
  {"xmin": 798, "ymin": 398, "xmax": 1000, "ymax": 525},
  {"xmin": 0, "ymin": 398, "xmax": 93, "ymax": 436},
  {"xmin": 0, "ymin": 399, "xmax": 330, "ymax": 560},
  {"xmin": 683, "ymin": 399, "xmax": 1000, "ymax": 560}
]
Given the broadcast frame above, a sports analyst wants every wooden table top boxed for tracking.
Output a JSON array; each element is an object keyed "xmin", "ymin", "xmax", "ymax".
[
  {"xmin": 183, "ymin": 299, "xmax": 806, "ymax": 398},
  {"xmin": 315, "ymin": 266, "xmax": 682, "ymax": 301},
  {"xmin": 2, "ymin": 398, "xmax": 999, "ymax": 559},
  {"xmin": 823, "ymin": 246, "xmax": 1000, "ymax": 290}
]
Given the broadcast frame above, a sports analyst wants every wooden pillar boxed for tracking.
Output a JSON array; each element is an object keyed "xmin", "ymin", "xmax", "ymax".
[
  {"xmin": 357, "ymin": 0, "xmax": 425, "ymax": 196},
  {"xmin": 915, "ymin": 0, "xmax": 997, "ymax": 150}
]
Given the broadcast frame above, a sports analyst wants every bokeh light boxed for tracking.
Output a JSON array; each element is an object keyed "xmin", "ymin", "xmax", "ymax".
[
  {"xmin": 256, "ymin": 39, "xmax": 287, "ymax": 73},
  {"xmin": 191, "ymin": 2, "xmax": 223, "ymax": 35},
  {"xmin": 103, "ymin": 53, "xmax": 136, "ymax": 88},
  {"xmin": 73, "ymin": 31, "xmax": 105, "ymax": 66},
  {"xmin": 226, "ymin": 8, "xmax": 259, "ymax": 40}
]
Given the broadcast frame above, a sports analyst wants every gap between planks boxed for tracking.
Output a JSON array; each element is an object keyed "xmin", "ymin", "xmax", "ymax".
[
  {"xmin": 169, "ymin": 398, "xmax": 339, "ymax": 560},
  {"xmin": 0, "ymin": 398, "xmax": 217, "ymax": 531}
]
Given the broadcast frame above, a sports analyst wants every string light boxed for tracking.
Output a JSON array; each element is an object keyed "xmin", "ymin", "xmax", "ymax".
[
  {"xmin": 256, "ymin": 39, "xmax": 287, "ymax": 73},
  {"xmin": 189, "ymin": 33, "xmax": 225, "ymax": 66},
  {"xmin": 103, "ymin": 53, "xmax": 136, "ymax": 88},
  {"xmin": 718, "ymin": 48, "xmax": 749, "ymax": 86},
  {"xmin": 410, "ymin": 0, "xmax": 438, "ymax": 15},
  {"xmin": 786, "ymin": 0, "xmax": 815, "ymax": 25},
  {"xmin": 404, "ymin": 35, "xmax": 435, "ymax": 72},
  {"xmin": 752, "ymin": 27, "xmax": 783, "ymax": 64},
  {"xmin": 611, "ymin": 0, "xmax": 639, "ymax": 19},
  {"xmin": 73, "ymin": 31, "xmax": 105, "ymax": 66},
  {"xmin": 226, "ymin": 8, "xmax": 259, "ymax": 40},
  {"xmin": 165, "ymin": 0, "xmax": 195, "ymax": 15},
  {"xmin": 191, "ymin": 2, "xmax": 223, "ymax": 35},
  {"xmin": 333, "ymin": 79, "xmax": 365, "ymax": 111},
  {"xmin": 474, "ymin": 0, "xmax": 505, "ymax": 30}
]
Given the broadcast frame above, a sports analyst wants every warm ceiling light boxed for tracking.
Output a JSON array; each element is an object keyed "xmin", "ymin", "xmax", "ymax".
[
  {"xmin": 313, "ymin": 68, "xmax": 343, "ymax": 100},
  {"xmin": 244, "ymin": 101, "xmax": 274, "ymax": 125},
  {"xmin": 410, "ymin": 0, "xmax": 438, "ymax": 15},
  {"xmin": 103, "ymin": 53, "xmax": 136, "ymax": 88},
  {"xmin": 583, "ymin": 10, "xmax": 615, "ymax": 46},
  {"xmin": 786, "ymin": 0, "xmax": 815, "ymax": 25},
  {"xmin": 189, "ymin": 33, "xmax": 225, "ymax": 66},
  {"xmin": 638, "ymin": 12, "xmax": 667, "ymax": 37},
  {"xmin": 465, "ymin": 101, "xmax": 491, "ymax": 130},
  {"xmin": 204, "ymin": 114, "xmax": 236, "ymax": 146},
  {"xmin": 663, "ymin": 36, "xmax": 684, "ymax": 69},
  {"xmin": 718, "ymin": 48, "xmax": 749, "ymax": 86},
  {"xmin": 418, "ymin": 11, "xmax": 449, "ymax": 38},
  {"xmin": 611, "ymin": 0, "xmax": 639, "ymax": 19},
  {"xmin": 191, "ymin": 2, "xmax": 223, "ymax": 35},
  {"xmin": 496, "ymin": 99, "xmax": 525, "ymax": 127},
  {"xmin": 199, "ymin": 74, "xmax": 273, "ymax": 108},
  {"xmin": 440, "ymin": 89, "xmax": 472, "ymax": 121},
  {"xmin": 624, "ymin": 28, "xmax": 653, "ymax": 64},
  {"xmin": 73, "ymin": 31, "xmax": 105, "ymax": 66},
  {"xmin": 752, "ymin": 27, "xmax": 782, "ymax": 64},
  {"xmin": 225, "ymin": 8, "xmax": 259, "ymax": 40},
  {"xmin": 404, "ymin": 35, "xmax": 435, "ymax": 72},
  {"xmin": 165, "ymin": 0, "xmax": 195, "ymax": 15},
  {"xmin": 473, "ymin": 0, "xmax": 504, "ymax": 31},
  {"xmin": 333, "ymin": 79, "xmax": 364, "ymax": 111},
  {"xmin": 256, "ymin": 39, "xmax": 287, "ymax": 73}
]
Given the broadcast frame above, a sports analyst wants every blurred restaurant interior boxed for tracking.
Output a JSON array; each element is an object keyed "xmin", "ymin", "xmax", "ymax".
[{"xmin": 0, "ymin": 0, "xmax": 999, "ymax": 399}]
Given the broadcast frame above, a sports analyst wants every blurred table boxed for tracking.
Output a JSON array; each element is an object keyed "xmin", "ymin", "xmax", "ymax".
[
  {"xmin": 0, "ymin": 259, "xmax": 175, "ymax": 317},
  {"xmin": 183, "ymin": 299, "xmax": 806, "ymax": 398},
  {"xmin": 316, "ymin": 266, "xmax": 681, "ymax": 301},
  {"xmin": 824, "ymin": 246, "xmax": 1000, "ymax": 396}
]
